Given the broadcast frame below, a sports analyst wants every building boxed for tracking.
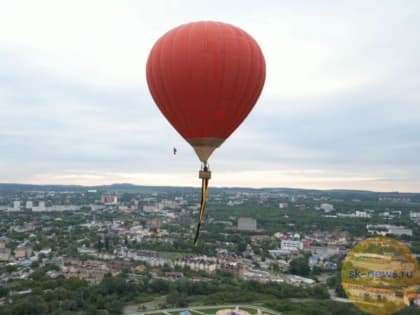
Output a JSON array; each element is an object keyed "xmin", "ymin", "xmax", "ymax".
[
  {"xmin": 175, "ymin": 256, "xmax": 217, "ymax": 273},
  {"xmin": 15, "ymin": 246, "xmax": 32, "ymax": 259},
  {"xmin": 309, "ymin": 255, "xmax": 337, "ymax": 270},
  {"xmin": 101, "ymin": 195, "xmax": 118, "ymax": 205},
  {"xmin": 143, "ymin": 204, "xmax": 162, "ymax": 212},
  {"xmin": 137, "ymin": 250, "xmax": 160, "ymax": 258},
  {"xmin": 320, "ymin": 203, "xmax": 334, "ymax": 212},
  {"xmin": 310, "ymin": 246, "xmax": 341, "ymax": 256},
  {"xmin": 175, "ymin": 256, "xmax": 244, "ymax": 277},
  {"xmin": 48, "ymin": 205, "xmax": 80, "ymax": 211},
  {"xmin": 15, "ymin": 246, "xmax": 25, "ymax": 259},
  {"xmin": 355, "ymin": 210, "xmax": 370, "ymax": 218},
  {"xmin": 159, "ymin": 199, "xmax": 181, "ymax": 209},
  {"xmin": 32, "ymin": 201, "xmax": 46, "ymax": 212},
  {"xmin": 366, "ymin": 224, "xmax": 413, "ymax": 237},
  {"xmin": 147, "ymin": 219, "xmax": 162, "ymax": 229},
  {"xmin": 268, "ymin": 249, "xmax": 295, "ymax": 258},
  {"xmin": 77, "ymin": 247, "xmax": 97, "ymax": 255},
  {"xmin": 125, "ymin": 250, "xmax": 167, "ymax": 266},
  {"xmin": 25, "ymin": 201, "xmax": 33, "ymax": 209},
  {"xmin": 217, "ymin": 255, "xmax": 244, "ymax": 276},
  {"xmin": 380, "ymin": 211, "xmax": 402, "ymax": 220},
  {"xmin": 227, "ymin": 200, "xmax": 243, "ymax": 206},
  {"xmin": 12, "ymin": 201, "xmax": 21, "ymax": 211},
  {"xmin": 61, "ymin": 258, "xmax": 112, "ymax": 284},
  {"xmin": 216, "ymin": 307, "xmax": 250, "ymax": 315},
  {"xmin": 237, "ymin": 217, "xmax": 257, "ymax": 231},
  {"xmin": 0, "ymin": 248, "xmax": 11, "ymax": 261},
  {"xmin": 409, "ymin": 212, "xmax": 420, "ymax": 224},
  {"xmin": 287, "ymin": 275, "xmax": 316, "ymax": 285},
  {"xmin": 281, "ymin": 240, "xmax": 303, "ymax": 252},
  {"xmin": 278, "ymin": 203, "xmax": 288, "ymax": 209}
]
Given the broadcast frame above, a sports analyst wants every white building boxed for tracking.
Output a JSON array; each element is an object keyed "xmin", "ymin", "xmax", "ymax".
[
  {"xmin": 227, "ymin": 200, "xmax": 243, "ymax": 206},
  {"xmin": 25, "ymin": 201, "xmax": 33, "ymax": 209},
  {"xmin": 143, "ymin": 204, "xmax": 163, "ymax": 212},
  {"xmin": 13, "ymin": 201, "xmax": 21, "ymax": 210},
  {"xmin": 355, "ymin": 210, "xmax": 370, "ymax": 218},
  {"xmin": 32, "ymin": 201, "xmax": 46, "ymax": 212},
  {"xmin": 269, "ymin": 249, "xmax": 294, "ymax": 257},
  {"xmin": 366, "ymin": 224, "xmax": 413, "ymax": 237},
  {"xmin": 281, "ymin": 240, "xmax": 303, "ymax": 252},
  {"xmin": 320, "ymin": 203, "xmax": 334, "ymax": 212},
  {"xmin": 48, "ymin": 205, "xmax": 80, "ymax": 211},
  {"xmin": 159, "ymin": 199, "xmax": 179, "ymax": 209},
  {"xmin": 279, "ymin": 203, "xmax": 288, "ymax": 209},
  {"xmin": 287, "ymin": 275, "xmax": 315, "ymax": 285},
  {"xmin": 39, "ymin": 248, "xmax": 52, "ymax": 255},
  {"xmin": 78, "ymin": 247, "xmax": 97, "ymax": 255},
  {"xmin": 410, "ymin": 212, "xmax": 420, "ymax": 219}
]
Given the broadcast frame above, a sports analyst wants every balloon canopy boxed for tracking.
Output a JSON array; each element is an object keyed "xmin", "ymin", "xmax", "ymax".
[
  {"xmin": 146, "ymin": 21, "xmax": 265, "ymax": 245},
  {"xmin": 146, "ymin": 21, "xmax": 266, "ymax": 162}
]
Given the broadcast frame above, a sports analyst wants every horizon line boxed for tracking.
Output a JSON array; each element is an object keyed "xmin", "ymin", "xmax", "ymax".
[{"xmin": 0, "ymin": 182, "xmax": 418, "ymax": 195}]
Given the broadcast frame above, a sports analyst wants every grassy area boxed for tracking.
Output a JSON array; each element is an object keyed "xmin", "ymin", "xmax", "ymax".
[{"xmin": 237, "ymin": 307, "xmax": 258, "ymax": 314}]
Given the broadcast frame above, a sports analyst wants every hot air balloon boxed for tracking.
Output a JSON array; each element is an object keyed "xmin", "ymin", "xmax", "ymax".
[{"xmin": 146, "ymin": 21, "xmax": 266, "ymax": 245}]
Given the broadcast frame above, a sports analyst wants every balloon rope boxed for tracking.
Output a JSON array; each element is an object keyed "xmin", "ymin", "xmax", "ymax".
[{"xmin": 194, "ymin": 164, "xmax": 210, "ymax": 246}]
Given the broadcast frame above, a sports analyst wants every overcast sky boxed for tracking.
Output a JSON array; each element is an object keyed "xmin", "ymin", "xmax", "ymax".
[{"xmin": 0, "ymin": 0, "xmax": 419, "ymax": 192}]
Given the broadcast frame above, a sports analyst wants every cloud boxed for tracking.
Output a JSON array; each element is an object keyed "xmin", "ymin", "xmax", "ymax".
[{"xmin": 0, "ymin": 1, "xmax": 419, "ymax": 192}]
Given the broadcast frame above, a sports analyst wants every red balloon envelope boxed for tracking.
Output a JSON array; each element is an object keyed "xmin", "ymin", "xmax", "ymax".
[
  {"xmin": 146, "ymin": 21, "xmax": 266, "ymax": 162},
  {"xmin": 146, "ymin": 21, "xmax": 265, "ymax": 244}
]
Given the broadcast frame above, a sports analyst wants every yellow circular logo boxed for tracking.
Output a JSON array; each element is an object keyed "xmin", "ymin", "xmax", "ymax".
[{"xmin": 342, "ymin": 237, "xmax": 420, "ymax": 314}]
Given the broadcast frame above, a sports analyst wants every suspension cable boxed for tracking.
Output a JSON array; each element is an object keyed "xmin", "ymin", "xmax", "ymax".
[{"xmin": 193, "ymin": 162, "xmax": 211, "ymax": 246}]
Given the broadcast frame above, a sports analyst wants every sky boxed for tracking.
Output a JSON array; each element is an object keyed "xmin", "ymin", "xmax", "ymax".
[{"xmin": 0, "ymin": 0, "xmax": 419, "ymax": 192}]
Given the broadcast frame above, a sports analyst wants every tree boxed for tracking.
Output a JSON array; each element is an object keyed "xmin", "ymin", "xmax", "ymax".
[
  {"xmin": 0, "ymin": 287, "xmax": 9, "ymax": 298},
  {"xmin": 5, "ymin": 265, "xmax": 17, "ymax": 273},
  {"xmin": 289, "ymin": 256, "xmax": 310, "ymax": 276},
  {"xmin": 11, "ymin": 296, "xmax": 48, "ymax": 315}
]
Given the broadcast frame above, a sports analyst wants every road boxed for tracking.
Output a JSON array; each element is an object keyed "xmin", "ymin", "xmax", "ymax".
[{"xmin": 328, "ymin": 289, "xmax": 352, "ymax": 303}]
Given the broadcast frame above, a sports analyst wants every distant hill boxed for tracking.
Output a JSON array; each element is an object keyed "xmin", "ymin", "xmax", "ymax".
[
  {"xmin": 0, "ymin": 183, "xmax": 193, "ymax": 193},
  {"xmin": 0, "ymin": 183, "xmax": 418, "ymax": 200}
]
